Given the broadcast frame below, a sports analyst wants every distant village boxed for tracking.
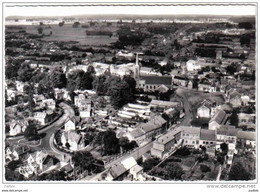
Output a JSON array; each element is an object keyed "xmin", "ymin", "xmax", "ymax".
[{"xmin": 5, "ymin": 16, "xmax": 256, "ymax": 181}]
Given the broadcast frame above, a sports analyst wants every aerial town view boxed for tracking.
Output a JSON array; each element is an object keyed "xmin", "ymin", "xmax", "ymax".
[{"xmin": 4, "ymin": 4, "xmax": 256, "ymax": 182}]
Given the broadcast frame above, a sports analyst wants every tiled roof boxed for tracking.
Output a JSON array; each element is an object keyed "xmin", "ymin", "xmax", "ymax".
[
  {"xmin": 121, "ymin": 157, "xmax": 137, "ymax": 170},
  {"xmin": 237, "ymin": 131, "xmax": 255, "ymax": 141},
  {"xmin": 140, "ymin": 75, "xmax": 172, "ymax": 85},
  {"xmin": 157, "ymin": 84, "xmax": 169, "ymax": 93},
  {"xmin": 138, "ymin": 116, "xmax": 166, "ymax": 133},
  {"xmin": 217, "ymin": 125, "xmax": 237, "ymax": 136},
  {"xmin": 150, "ymin": 100, "xmax": 179, "ymax": 107},
  {"xmin": 181, "ymin": 126, "xmax": 201, "ymax": 135},
  {"xmin": 110, "ymin": 163, "xmax": 127, "ymax": 179},
  {"xmin": 131, "ymin": 164, "xmax": 143, "ymax": 173},
  {"xmin": 209, "ymin": 110, "xmax": 226, "ymax": 125},
  {"xmin": 156, "ymin": 126, "xmax": 183, "ymax": 144},
  {"xmin": 130, "ymin": 128, "xmax": 145, "ymax": 138},
  {"xmin": 200, "ymin": 129, "xmax": 216, "ymax": 141}
]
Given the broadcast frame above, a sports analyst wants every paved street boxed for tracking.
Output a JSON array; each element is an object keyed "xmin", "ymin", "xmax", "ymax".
[{"xmin": 6, "ymin": 102, "xmax": 75, "ymax": 161}]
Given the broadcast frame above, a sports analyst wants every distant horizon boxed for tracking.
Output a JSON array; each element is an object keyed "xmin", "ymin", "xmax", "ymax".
[
  {"xmin": 4, "ymin": 4, "xmax": 256, "ymax": 18},
  {"xmin": 6, "ymin": 13, "xmax": 256, "ymax": 19}
]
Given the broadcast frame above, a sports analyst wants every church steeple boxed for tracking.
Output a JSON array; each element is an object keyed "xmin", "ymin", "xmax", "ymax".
[{"xmin": 134, "ymin": 52, "xmax": 141, "ymax": 84}]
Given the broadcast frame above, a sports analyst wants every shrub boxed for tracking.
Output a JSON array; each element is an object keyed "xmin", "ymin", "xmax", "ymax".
[
  {"xmin": 200, "ymin": 164, "xmax": 211, "ymax": 173},
  {"xmin": 175, "ymin": 147, "xmax": 190, "ymax": 156}
]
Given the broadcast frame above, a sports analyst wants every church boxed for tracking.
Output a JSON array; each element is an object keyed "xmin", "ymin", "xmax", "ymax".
[{"xmin": 134, "ymin": 53, "xmax": 173, "ymax": 92}]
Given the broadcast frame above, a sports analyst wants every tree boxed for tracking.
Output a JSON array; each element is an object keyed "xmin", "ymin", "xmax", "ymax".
[
  {"xmin": 38, "ymin": 27, "xmax": 43, "ymax": 34},
  {"xmin": 230, "ymin": 110, "xmax": 238, "ymax": 127},
  {"xmin": 50, "ymin": 69, "xmax": 67, "ymax": 88},
  {"xmin": 5, "ymin": 59, "xmax": 21, "ymax": 79},
  {"xmin": 143, "ymin": 158, "xmax": 160, "ymax": 172},
  {"xmin": 220, "ymin": 143, "xmax": 228, "ymax": 155},
  {"xmin": 200, "ymin": 164, "xmax": 211, "ymax": 173},
  {"xmin": 5, "ymin": 169, "xmax": 24, "ymax": 181},
  {"xmin": 175, "ymin": 146, "xmax": 190, "ymax": 156},
  {"xmin": 226, "ymin": 64, "xmax": 237, "ymax": 75},
  {"xmin": 229, "ymin": 162, "xmax": 252, "ymax": 180},
  {"xmin": 72, "ymin": 151, "xmax": 96, "ymax": 173},
  {"xmin": 165, "ymin": 162, "xmax": 184, "ymax": 180},
  {"xmin": 39, "ymin": 170, "xmax": 66, "ymax": 181},
  {"xmin": 109, "ymin": 79, "xmax": 135, "ymax": 109},
  {"xmin": 238, "ymin": 22, "xmax": 253, "ymax": 29},
  {"xmin": 119, "ymin": 137, "xmax": 129, "ymax": 153},
  {"xmin": 24, "ymin": 121, "xmax": 38, "ymax": 140},
  {"xmin": 92, "ymin": 75, "xmax": 107, "ymax": 95},
  {"xmin": 7, "ymin": 160, "xmax": 22, "ymax": 171},
  {"xmin": 102, "ymin": 131, "xmax": 120, "ymax": 155},
  {"xmin": 17, "ymin": 63, "xmax": 34, "ymax": 82}
]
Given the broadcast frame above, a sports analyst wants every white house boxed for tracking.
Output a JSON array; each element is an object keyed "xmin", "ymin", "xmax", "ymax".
[
  {"xmin": 61, "ymin": 131, "xmax": 85, "ymax": 151},
  {"xmin": 181, "ymin": 126, "xmax": 201, "ymax": 148},
  {"xmin": 186, "ymin": 59, "xmax": 201, "ymax": 72},
  {"xmin": 197, "ymin": 104, "xmax": 211, "ymax": 118},
  {"xmin": 216, "ymin": 126, "xmax": 237, "ymax": 152},
  {"xmin": 34, "ymin": 112, "xmax": 47, "ymax": 125},
  {"xmin": 9, "ymin": 119, "xmax": 28, "ymax": 136},
  {"xmin": 64, "ymin": 118, "xmax": 76, "ymax": 131},
  {"xmin": 209, "ymin": 110, "xmax": 227, "ymax": 130},
  {"xmin": 42, "ymin": 99, "xmax": 56, "ymax": 110}
]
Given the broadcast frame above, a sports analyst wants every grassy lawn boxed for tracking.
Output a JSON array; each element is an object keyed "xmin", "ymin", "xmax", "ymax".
[{"xmin": 191, "ymin": 158, "xmax": 219, "ymax": 180}]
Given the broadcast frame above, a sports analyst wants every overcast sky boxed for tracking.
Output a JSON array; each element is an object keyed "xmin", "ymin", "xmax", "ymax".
[{"xmin": 4, "ymin": 3, "xmax": 256, "ymax": 17}]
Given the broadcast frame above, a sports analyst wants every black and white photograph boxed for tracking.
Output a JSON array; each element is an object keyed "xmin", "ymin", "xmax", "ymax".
[{"xmin": 1, "ymin": 1, "xmax": 258, "ymax": 190}]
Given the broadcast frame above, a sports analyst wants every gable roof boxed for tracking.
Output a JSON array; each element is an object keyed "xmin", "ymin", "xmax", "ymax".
[
  {"xmin": 209, "ymin": 110, "xmax": 226, "ymax": 125},
  {"xmin": 157, "ymin": 84, "xmax": 169, "ymax": 93},
  {"xmin": 130, "ymin": 128, "xmax": 145, "ymax": 138},
  {"xmin": 110, "ymin": 163, "xmax": 127, "ymax": 179},
  {"xmin": 138, "ymin": 115, "xmax": 166, "ymax": 133},
  {"xmin": 230, "ymin": 90, "xmax": 241, "ymax": 99},
  {"xmin": 140, "ymin": 75, "xmax": 172, "ymax": 86},
  {"xmin": 121, "ymin": 157, "xmax": 137, "ymax": 170},
  {"xmin": 156, "ymin": 126, "xmax": 183, "ymax": 144},
  {"xmin": 43, "ymin": 155, "xmax": 59, "ymax": 165}
]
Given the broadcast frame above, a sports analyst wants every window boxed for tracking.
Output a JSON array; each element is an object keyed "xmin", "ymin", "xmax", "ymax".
[
  {"xmin": 192, "ymin": 141, "xmax": 195, "ymax": 144},
  {"xmin": 185, "ymin": 140, "xmax": 188, "ymax": 143},
  {"xmin": 186, "ymin": 134, "xmax": 189, "ymax": 136},
  {"xmin": 183, "ymin": 133, "xmax": 185, "ymax": 137},
  {"xmin": 203, "ymin": 141, "xmax": 205, "ymax": 144}
]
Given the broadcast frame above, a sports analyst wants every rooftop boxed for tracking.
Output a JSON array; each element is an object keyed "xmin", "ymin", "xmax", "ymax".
[
  {"xmin": 200, "ymin": 129, "xmax": 216, "ymax": 141},
  {"xmin": 140, "ymin": 75, "xmax": 172, "ymax": 85},
  {"xmin": 237, "ymin": 130, "xmax": 255, "ymax": 141},
  {"xmin": 209, "ymin": 110, "xmax": 226, "ymax": 125}
]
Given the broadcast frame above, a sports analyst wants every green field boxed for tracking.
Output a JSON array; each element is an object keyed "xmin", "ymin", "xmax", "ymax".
[{"xmin": 8, "ymin": 24, "xmax": 119, "ymax": 46}]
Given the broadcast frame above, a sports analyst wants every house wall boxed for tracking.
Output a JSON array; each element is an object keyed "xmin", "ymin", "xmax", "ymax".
[
  {"xmin": 197, "ymin": 106, "xmax": 210, "ymax": 118},
  {"xmin": 64, "ymin": 120, "xmax": 76, "ymax": 131},
  {"xmin": 209, "ymin": 121, "xmax": 220, "ymax": 130}
]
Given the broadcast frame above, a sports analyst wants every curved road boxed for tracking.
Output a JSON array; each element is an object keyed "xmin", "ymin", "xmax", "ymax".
[{"xmin": 7, "ymin": 102, "xmax": 75, "ymax": 161}]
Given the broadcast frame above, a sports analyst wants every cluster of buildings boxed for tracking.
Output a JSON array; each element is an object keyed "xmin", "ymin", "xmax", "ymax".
[{"xmin": 151, "ymin": 124, "xmax": 255, "ymax": 165}]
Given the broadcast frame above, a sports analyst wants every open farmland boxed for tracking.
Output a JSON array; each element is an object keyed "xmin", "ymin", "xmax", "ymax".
[{"xmin": 24, "ymin": 24, "xmax": 119, "ymax": 46}]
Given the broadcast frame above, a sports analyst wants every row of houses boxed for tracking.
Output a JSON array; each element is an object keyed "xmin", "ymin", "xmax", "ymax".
[{"xmin": 151, "ymin": 125, "xmax": 256, "ymax": 163}]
